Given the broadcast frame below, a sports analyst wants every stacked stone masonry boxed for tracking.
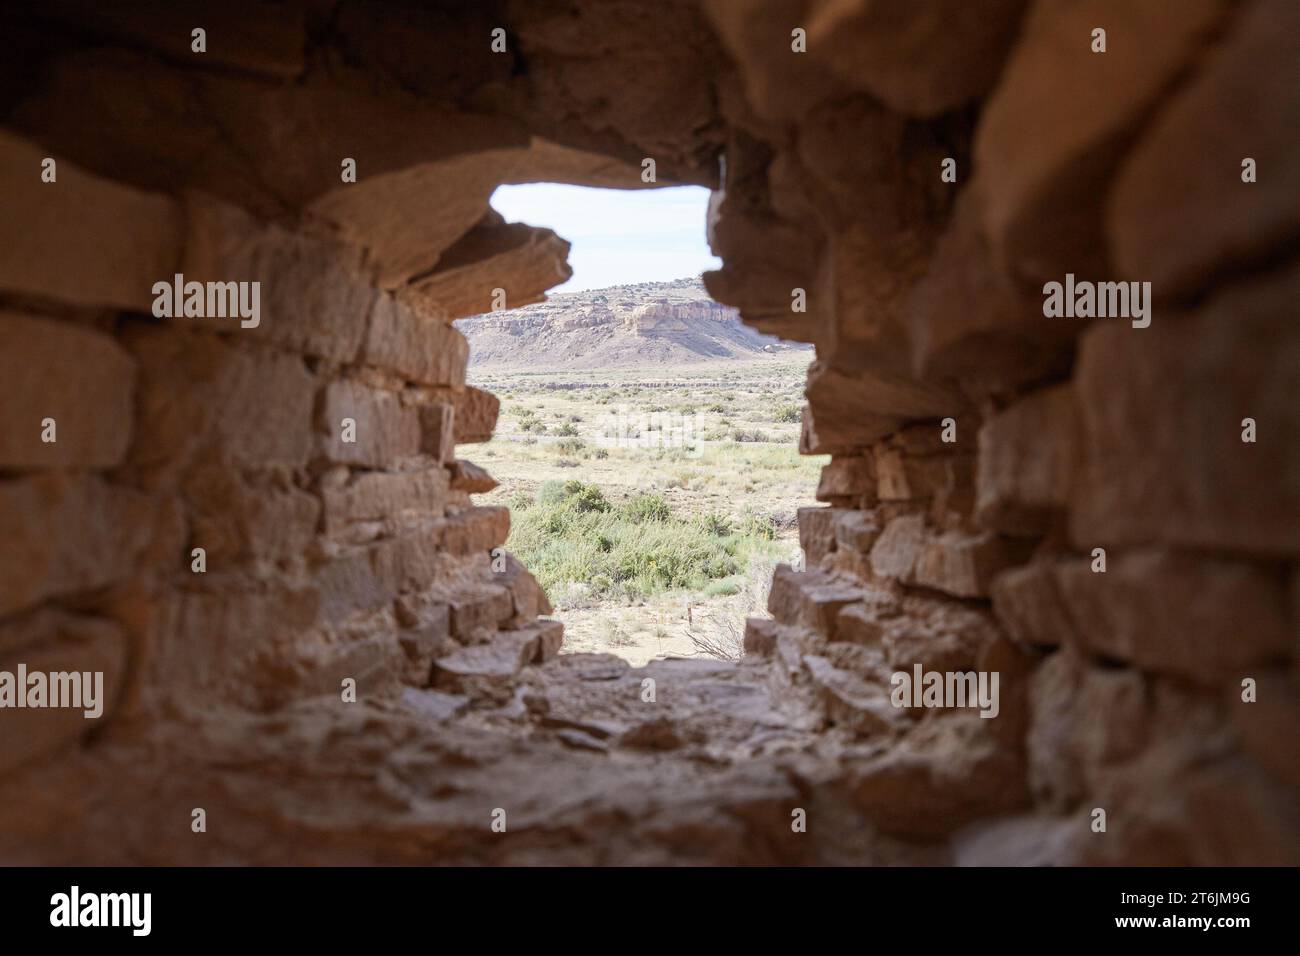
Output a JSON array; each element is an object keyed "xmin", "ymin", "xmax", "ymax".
[{"xmin": 0, "ymin": 0, "xmax": 1296, "ymax": 864}]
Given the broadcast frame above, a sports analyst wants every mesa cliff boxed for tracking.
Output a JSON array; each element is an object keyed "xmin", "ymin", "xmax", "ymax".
[
  {"xmin": 457, "ymin": 277, "xmax": 806, "ymax": 369},
  {"xmin": 0, "ymin": 0, "xmax": 1296, "ymax": 865}
]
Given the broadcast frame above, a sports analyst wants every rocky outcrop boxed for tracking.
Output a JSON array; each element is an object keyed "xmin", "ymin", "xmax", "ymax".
[
  {"xmin": 456, "ymin": 277, "xmax": 808, "ymax": 369},
  {"xmin": 0, "ymin": 0, "xmax": 1296, "ymax": 865}
]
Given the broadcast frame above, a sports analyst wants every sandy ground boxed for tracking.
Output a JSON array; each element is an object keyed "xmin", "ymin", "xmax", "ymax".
[{"xmin": 557, "ymin": 596, "xmax": 752, "ymax": 667}]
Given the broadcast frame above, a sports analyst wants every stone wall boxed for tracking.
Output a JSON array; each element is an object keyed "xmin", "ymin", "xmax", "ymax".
[
  {"xmin": 0, "ymin": 0, "xmax": 1295, "ymax": 864},
  {"xmin": 718, "ymin": 0, "xmax": 1300, "ymax": 863}
]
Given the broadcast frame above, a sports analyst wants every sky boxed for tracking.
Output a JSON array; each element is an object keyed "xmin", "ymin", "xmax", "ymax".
[{"xmin": 488, "ymin": 183, "xmax": 721, "ymax": 293}]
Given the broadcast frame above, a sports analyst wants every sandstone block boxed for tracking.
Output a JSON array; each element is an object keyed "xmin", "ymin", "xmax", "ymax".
[
  {"xmin": 767, "ymin": 565, "xmax": 863, "ymax": 636},
  {"xmin": 447, "ymin": 459, "xmax": 498, "ymax": 494},
  {"xmin": 704, "ymin": 196, "xmax": 826, "ymax": 347},
  {"xmin": 529, "ymin": 619, "xmax": 565, "ymax": 663},
  {"xmin": 138, "ymin": 584, "xmax": 320, "ymax": 709},
  {"xmin": 40, "ymin": 0, "xmax": 307, "ymax": 77},
  {"xmin": 908, "ymin": 187, "xmax": 1076, "ymax": 393},
  {"xmin": 803, "ymin": 654, "xmax": 906, "ymax": 737},
  {"xmin": 435, "ymin": 506, "xmax": 510, "ymax": 555},
  {"xmin": 451, "ymin": 387, "xmax": 499, "ymax": 443},
  {"xmin": 742, "ymin": 617, "xmax": 780, "ymax": 658},
  {"xmin": 1026, "ymin": 649, "xmax": 1150, "ymax": 810},
  {"xmin": 187, "ymin": 471, "xmax": 320, "ymax": 567},
  {"xmin": 1071, "ymin": 267, "xmax": 1300, "ymax": 555},
  {"xmin": 868, "ymin": 513, "xmax": 925, "ymax": 583},
  {"xmin": 406, "ymin": 214, "xmax": 572, "ymax": 319},
  {"xmin": 1232, "ymin": 669, "xmax": 1300, "ymax": 792},
  {"xmin": 316, "ymin": 546, "xmax": 395, "ymax": 621},
  {"xmin": 990, "ymin": 560, "xmax": 1077, "ymax": 649},
  {"xmin": 1173, "ymin": 759, "xmax": 1300, "ymax": 867},
  {"xmin": 1054, "ymin": 550, "xmax": 1292, "ymax": 684},
  {"xmin": 976, "ymin": 385, "xmax": 1079, "ymax": 535},
  {"xmin": 128, "ymin": 328, "xmax": 316, "ymax": 475},
  {"xmin": 432, "ymin": 628, "xmax": 543, "ymax": 696},
  {"xmin": 881, "ymin": 595, "xmax": 1001, "ymax": 675},
  {"xmin": 394, "ymin": 600, "xmax": 451, "ymax": 685},
  {"xmin": 874, "ymin": 445, "xmax": 965, "ymax": 502},
  {"xmin": 0, "ymin": 475, "xmax": 154, "ymax": 617},
  {"xmin": 0, "ymin": 612, "xmax": 127, "ymax": 775},
  {"xmin": 362, "ymin": 295, "xmax": 469, "ymax": 386},
  {"xmin": 833, "ymin": 510, "xmax": 881, "ymax": 553},
  {"xmin": 975, "ymin": 0, "xmax": 1228, "ymax": 282},
  {"xmin": 419, "ymin": 403, "xmax": 456, "ymax": 462},
  {"xmin": 1077, "ymin": 667, "xmax": 1148, "ymax": 769},
  {"xmin": 833, "ymin": 603, "xmax": 884, "ymax": 647},
  {"xmin": 701, "ymin": 0, "xmax": 842, "ymax": 123},
  {"xmin": 975, "ymin": 634, "xmax": 1038, "ymax": 746},
  {"xmin": 182, "ymin": 194, "xmax": 375, "ymax": 362},
  {"xmin": 799, "ymin": 404, "xmax": 890, "ymax": 457},
  {"xmin": 320, "ymin": 467, "xmax": 449, "ymax": 540},
  {"xmin": 317, "ymin": 531, "xmax": 461, "ymax": 621},
  {"xmin": 400, "ymin": 687, "xmax": 469, "ymax": 722},
  {"xmin": 845, "ymin": 712, "xmax": 1028, "ymax": 839},
  {"xmin": 912, "ymin": 530, "xmax": 1034, "ymax": 599},
  {"xmin": 1108, "ymin": 0, "xmax": 1300, "ymax": 299},
  {"xmin": 310, "ymin": 150, "xmax": 523, "ymax": 291},
  {"xmin": 797, "ymin": 506, "xmax": 839, "ymax": 565},
  {"xmin": 0, "ymin": 129, "xmax": 181, "ymax": 310},
  {"xmin": 495, "ymin": 552, "xmax": 552, "ymax": 623},
  {"xmin": 271, "ymin": 621, "xmax": 407, "ymax": 709},
  {"xmin": 1026, "ymin": 648, "xmax": 1086, "ymax": 810},
  {"xmin": 806, "ymin": 362, "xmax": 955, "ymax": 451},
  {"xmin": 317, "ymin": 381, "xmax": 421, "ymax": 468},
  {"xmin": 816, "ymin": 454, "xmax": 875, "ymax": 504},
  {"xmin": 806, "ymin": 0, "xmax": 1027, "ymax": 117},
  {"xmin": 0, "ymin": 312, "xmax": 136, "ymax": 468},
  {"xmin": 448, "ymin": 584, "xmax": 514, "ymax": 638}
]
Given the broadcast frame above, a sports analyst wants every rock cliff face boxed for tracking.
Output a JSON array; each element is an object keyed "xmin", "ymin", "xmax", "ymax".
[
  {"xmin": 0, "ymin": 0, "xmax": 1297, "ymax": 864},
  {"xmin": 457, "ymin": 277, "xmax": 805, "ymax": 369}
]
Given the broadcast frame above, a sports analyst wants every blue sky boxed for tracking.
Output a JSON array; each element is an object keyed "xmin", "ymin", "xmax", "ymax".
[{"xmin": 488, "ymin": 183, "xmax": 721, "ymax": 293}]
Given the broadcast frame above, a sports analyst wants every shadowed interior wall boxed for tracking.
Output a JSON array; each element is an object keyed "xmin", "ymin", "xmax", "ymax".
[{"xmin": 0, "ymin": 0, "xmax": 1296, "ymax": 864}]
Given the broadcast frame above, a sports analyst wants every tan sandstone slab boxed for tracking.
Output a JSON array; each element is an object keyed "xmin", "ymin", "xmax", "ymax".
[
  {"xmin": 0, "ymin": 129, "xmax": 181, "ymax": 311},
  {"xmin": 0, "ymin": 312, "xmax": 136, "ymax": 469}
]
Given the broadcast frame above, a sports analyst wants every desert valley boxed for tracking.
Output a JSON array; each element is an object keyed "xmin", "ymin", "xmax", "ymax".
[{"xmin": 456, "ymin": 278, "xmax": 821, "ymax": 664}]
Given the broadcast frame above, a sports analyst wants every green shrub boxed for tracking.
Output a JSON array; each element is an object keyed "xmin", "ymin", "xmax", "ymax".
[
  {"xmin": 536, "ymin": 479, "xmax": 609, "ymax": 512},
  {"xmin": 505, "ymin": 481, "xmax": 779, "ymax": 605},
  {"xmin": 736, "ymin": 510, "xmax": 778, "ymax": 541},
  {"xmin": 697, "ymin": 511, "xmax": 732, "ymax": 537},
  {"xmin": 772, "ymin": 403, "xmax": 801, "ymax": 423},
  {"xmin": 535, "ymin": 479, "xmax": 569, "ymax": 506},
  {"xmin": 702, "ymin": 576, "xmax": 742, "ymax": 598},
  {"xmin": 620, "ymin": 492, "xmax": 671, "ymax": 523}
]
